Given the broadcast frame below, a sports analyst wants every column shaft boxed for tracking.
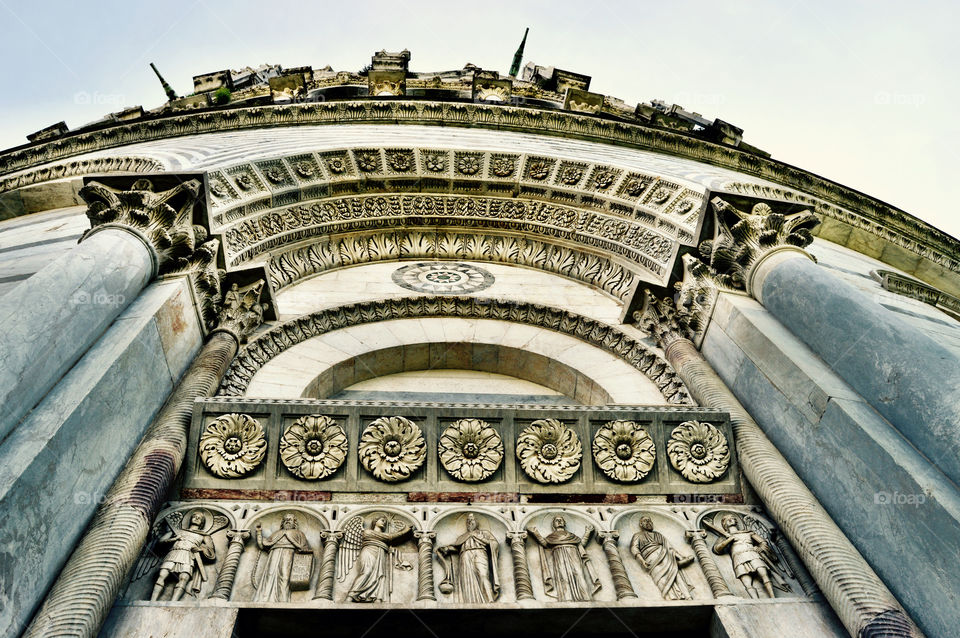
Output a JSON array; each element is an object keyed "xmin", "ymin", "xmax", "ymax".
[
  {"xmin": 0, "ymin": 228, "xmax": 153, "ymax": 441},
  {"xmin": 686, "ymin": 530, "xmax": 732, "ymax": 598},
  {"xmin": 23, "ymin": 330, "xmax": 239, "ymax": 638},
  {"xmin": 210, "ymin": 530, "xmax": 250, "ymax": 600},
  {"xmin": 314, "ymin": 531, "xmax": 342, "ymax": 600},
  {"xmin": 599, "ymin": 532, "xmax": 637, "ymax": 600},
  {"xmin": 414, "ymin": 531, "xmax": 436, "ymax": 601},
  {"xmin": 508, "ymin": 532, "xmax": 535, "ymax": 600}
]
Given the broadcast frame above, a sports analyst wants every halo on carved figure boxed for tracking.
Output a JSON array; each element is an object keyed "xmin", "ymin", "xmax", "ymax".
[
  {"xmin": 359, "ymin": 416, "xmax": 427, "ymax": 482},
  {"xmin": 199, "ymin": 413, "xmax": 267, "ymax": 478},
  {"xmin": 667, "ymin": 420, "xmax": 730, "ymax": 483},
  {"xmin": 592, "ymin": 420, "xmax": 656, "ymax": 482},
  {"xmin": 279, "ymin": 415, "xmax": 348, "ymax": 480},
  {"xmin": 516, "ymin": 419, "xmax": 582, "ymax": 484},
  {"xmin": 438, "ymin": 418, "xmax": 504, "ymax": 482},
  {"xmin": 391, "ymin": 262, "xmax": 494, "ymax": 295}
]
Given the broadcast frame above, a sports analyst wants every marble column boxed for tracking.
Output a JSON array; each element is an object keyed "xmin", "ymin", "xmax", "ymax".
[
  {"xmin": 685, "ymin": 530, "xmax": 732, "ymax": 598},
  {"xmin": 507, "ymin": 531, "xmax": 535, "ymax": 600},
  {"xmin": 638, "ymin": 290, "xmax": 922, "ymax": 638},
  {"xmin": 414, "ymin": 530, "xmax": 437, "ymax": 601},
  {"xmin": 210, "ymin": 530, "xmax": 251, "ymax": 600},
  {"xmin": 599, "ymin": 531, "xmax": 637, "ymax": 600},
  {"xmin": 23, "ymin": 280, "xmax": 267, "ymax": 638},
  {"xmin": 313, "ymin": 530, "xmax": 343, "ymax": 600},
  {"xmin": 0, "ymin": 178, "xmax": 203, "ymax": 443}
]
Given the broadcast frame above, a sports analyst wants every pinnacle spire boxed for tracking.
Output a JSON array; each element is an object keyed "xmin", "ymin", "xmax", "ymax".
[
  {"xmin": 509, "ymin": 27, "xmax": 529, "ymax": 77},
  {"xmin": 150, "ymin": 62, "xmax": 178, "ymax": 101}
]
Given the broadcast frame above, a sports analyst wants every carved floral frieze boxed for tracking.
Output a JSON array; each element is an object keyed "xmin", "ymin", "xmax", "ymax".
[
  {"xmin": 592, "ymin": 420, "xmax": 656, "ymax": 483},
  {"xmin": 359, "ymin": 416, "xmax": 427, "ymax": 482},
  {"xmin": 667, "ymin": 420, "xmax": 730, "ymax": 483},
  {"xmin": 438, "ymin": 418, "xmax": 504, "ymax": 482},
  {"xmin": 516, "ymin": 419, "xmax": 582, "ymax": 484},
  {"xmin": 279, "ymin": 415, "xmax": 348, "ymax": 480},
  {"xmin": 199, "ymin": 413, "xmax": 267, "ymax": 478}
]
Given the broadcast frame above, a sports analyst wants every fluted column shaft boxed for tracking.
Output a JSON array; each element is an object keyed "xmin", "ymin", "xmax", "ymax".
[
  {"xmin": 599, "ymin": 531, "xmax": 637, "ymax": 600},
  {"xmin": 685, "ymin": 530, "xmax": 732, "ymax": 598},
  {"xmin": 23, "ymin": 330, "xmax": 240, "ymax": 638},
  {"xmin": 665, "ymin": 337, "xmax": 922, "ymax": 638},
  {"xmin": 0, "ymin": 228, "xmax": 153, "ymax": 442},
  {"xmin": 314, "ymin": 531, "xmax": 343, "ymax": 600},
  {"xmin": 210, "ymin": 530, "xmax": 250, "ymax": 600},
  {"xmin": 414, "ymin": 531, "xmax": 437, "ymax": 601},
  {"xmin": 507, "ymin": 531, "xmax": 535, "ymax": 600},
  {"xmin": 753, "ymin": 251, "xmax": 960, "ymax": 487}
]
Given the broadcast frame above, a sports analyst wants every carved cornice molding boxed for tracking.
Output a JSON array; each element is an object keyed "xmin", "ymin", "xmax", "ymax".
[
  {"xmin": 213, "ymin": 278, "xmax": 269, "ymax": 343},
  {"xmin": 0, "ymin": 155, "xmax": 163, "ymax": 192},
  {"xmin": 2, "ymin": 100, "xmax": 956, "ymax": 278},
  {"xmin": 79, "ymin": 178, "xmax": 205, "ymax": 276},
  {"xmin": 699, "ymin": 197, "xmax": 819, "ymax": 296},
  {"xmin": 872, "ymin": 269, "xmax": 960, "ymax": 321},
  {"xmin": 268, "ymin": 228, "xmax": 637, "ymax": 301},
  {"xmin": 216, "ymin": 296, "xmax": 693, "ymax": 405}
]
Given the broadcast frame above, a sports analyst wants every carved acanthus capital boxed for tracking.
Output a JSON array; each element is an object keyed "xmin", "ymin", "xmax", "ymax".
[
  {"xmin": 700, "ymin": 197, "xmax": 820, "ymax": 296},
  {"xmin": 79, "ymin": 178, "xmax": 205, "ymax": 276},
  {"xmin": 161, "ymin": 239, "xmax": 224, "ymax": 332},
  {"xmin": 214, "ymin": 279, "xmax": 269, "ymax": 343},
  {"xmin": 634, "ymin": 289, "xmax": 690, "ymax": 353}
]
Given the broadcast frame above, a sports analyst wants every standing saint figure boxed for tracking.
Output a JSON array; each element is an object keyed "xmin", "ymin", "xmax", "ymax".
[
  {"xmin": 630, "ymin": 516, "xmax": 695, "ymax": 600},
  {"xmin": 437, "ymin": 513, "xmax": 501, "ymax": 603},
  {"xmin": 526, "ymin": 515, "xmax": 601, "ymax": 601},
  {"xmin": 252, "ymin": 513, "xmax": 312, "ymax": 602},
  {"xmin": 150, "ymin": 510, "xmax": 220, "ymax": 601},
  {"xmin": 340, "ymin": 515, "xmax": 413, "ymax": 602},
  {"xmin": 712, "ymin": 514, "xmax": 775, "ymax": 598}
]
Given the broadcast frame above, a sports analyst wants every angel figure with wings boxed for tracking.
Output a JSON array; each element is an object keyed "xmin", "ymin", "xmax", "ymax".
[
  {"xmin": 707, "ymin": 513, "xmax": 791, "ymax": 599},
  {"xmin": 338, "ymin": 514, "xmax": 413, "ymax": 603},
  {"xmin": 147, "ymin": 508, "xmax": 228, "ymax": 601}
]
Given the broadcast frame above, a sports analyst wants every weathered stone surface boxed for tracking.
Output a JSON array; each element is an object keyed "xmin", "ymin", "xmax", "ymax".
[
  {"xmin": 0, "ymin": 278, "xmax": 201, "ymax": 638},
  {"xmin": 98, "ymin": 605, "xmax": 238, "ymax": 638},
  {"xmin": 703, "ymin": 292, "xmax": 960, "ymax": 638},
  {"xmin": 712, "ymin": 601, "xmax": 846, "ymax": 637}
]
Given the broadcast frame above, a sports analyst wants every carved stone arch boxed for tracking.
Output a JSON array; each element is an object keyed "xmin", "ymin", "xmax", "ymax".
[
  {"xmin": 427, "ymin": 507, "xmax": 513, "ymax": 534},
  {"xmin": 334, "ymin": 505, "xmax": 422, "ymax": 533},
  {"xmin": 244, "ymin": 505, "xmax": 331, "ymax": 532},
  {"xmin": 517, "ymin": 507, "xmax": 603, "ymax": 534},
  {"xmin": 609, "ymin": 507, "xmax": 688, "ymax": 532},
  {"xmin": 216, "ymin": 296, "xmax": 693, "ymax": 404}
]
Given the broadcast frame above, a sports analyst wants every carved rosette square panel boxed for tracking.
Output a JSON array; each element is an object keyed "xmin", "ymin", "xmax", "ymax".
[
  {"xmin": 286, "ymin": 153, "xmax": 324, "ymax": 183},
  {"xmin": 319, "ymin": 151, "xmax": 356, "ymax": 179},
  {"xmin": 384, "ymin": 148, "xmax": 416, "ymax": 175},
  {"xmin": 453, "ymin": 151, "xmax": 484, "ymax": 177},
  {"xmin": 351, "ymin": 148, "xmax": 384, "ymax": 174},
  {"xmin": 419, "ymin": 149, "xmax": 450, "ymax": 175},
  {"xmin": 587, "ymin": 165, "xmax": 623, "ymax": 192},
  {"xmin": 488, "ymin": 153, "xmax": 520, "ymax": 179},
  {"xmin": 617, "ymin": 173, "xmax": 654, "ymax": 201},
  {"xmin": 523, "ymin": 156, "xmax": 557, "ymax": 182},
  {"xmin": 226, "ymin": 164, "xmax": 266, "ymax": 195},
  {"xmin": 554, "ymin": 161, "xmax": 589, "ymax": 188},
  {"xmin": 207, "ymin": 171, "xmax": 239, "ymax": 205},
  {"xmin": 642, "ymin": 180, "xmax": 680, "ymax": 210},
  {"xmin": 255, "ymin": 159, "xmax": 294, "ymax": 188}
]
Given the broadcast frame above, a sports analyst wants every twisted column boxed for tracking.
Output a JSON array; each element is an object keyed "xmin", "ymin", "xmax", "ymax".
[
  {"xmin": 23, "ymin": 281, "xmax": 267, "ymax": 638},
  {"xmin": 685, "ymin": 530, "xmax": 733, "ymax": 598},
  {"xmin": 773, "ymin": 531, "xmax": 819, "ymax": 599},
  {"xmin": 414, "ymin": 531, "xmax": 437, "ymax": 601},
  {"xmin": 313, "ymin": 530, "xmax": 343, "ymax": 600},
  {"xmin": 210, "ymin": 530, "xmax": 250, "ymax": 600},
  {"xmin": 507, "ymin": 531, "xmax": 535, "ymax": 600},
  {"xmin": 598, "ymin": 531, "xmax": 636, "ymax": 600}
]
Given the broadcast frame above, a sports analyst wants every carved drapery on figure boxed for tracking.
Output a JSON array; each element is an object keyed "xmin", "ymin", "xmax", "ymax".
[
  {"xmin": 526, "ymin": 516, "xmax": 600, "ymax": 601},
  {"xmin": 251, "ymin": 513, "xmax": 313, "ymax": 602},
  {"xmin": 437, "ymin": 514, "xmax": 501, "ymax": 603},
  {"xmin": 339, "ymin": 515, "xmax": 413, "ymax": 602},
  {"xmin": 630, "ymin": 517, "xmax": 694, "ymax": 600}
]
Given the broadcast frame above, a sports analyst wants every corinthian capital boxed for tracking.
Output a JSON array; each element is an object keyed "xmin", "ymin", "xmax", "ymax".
[
  {"xmin": 214, "ymin": 279, "xmax": 269, "ymax": 343},
  {"xmin": 700, "ymin": 197, "xmax": 820, "ymax": 295},
  {"xmin": 634, "ymin": 290, "xmax": 689, "ymax": 352},
  {"xmin": 79, "ymin": 178, "xmax": 204, "ymax": 275}
]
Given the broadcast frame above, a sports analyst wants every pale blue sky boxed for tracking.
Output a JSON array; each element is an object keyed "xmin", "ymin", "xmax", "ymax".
[{"xmin": 1, "ymin": 0, "xmax": 957, "ymax": 237}]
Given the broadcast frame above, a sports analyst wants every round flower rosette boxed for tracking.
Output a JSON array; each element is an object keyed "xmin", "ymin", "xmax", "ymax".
[
  {"xmin": 516, "ymin": 418, "xmax": 582, "ymax": 484},
  {"xmin": 279, "ymin": 415, "xmax": 348, "ymax": 480},
  {"xmin": 359, "ymin": 416, "xmax": 426, "ymax": 482},
  {"xmin": 592, "ymin": 420, "xmax": 656, "ymax": 482},
  {"xmin": 438, "ymin": 418, "xmax": 504, "ymax": 482},
  {"xmin": 199, "ymin": 413, "xmax": 267, "ymax": 478},
  {"xmin": 668, "ymin": 420, "xmax": 730, "ymax": 483}
]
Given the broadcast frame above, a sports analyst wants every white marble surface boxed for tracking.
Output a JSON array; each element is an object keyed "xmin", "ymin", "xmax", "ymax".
[{"xmin": 343, "ymin": 368, "xmax": 563, "ymax": 396}]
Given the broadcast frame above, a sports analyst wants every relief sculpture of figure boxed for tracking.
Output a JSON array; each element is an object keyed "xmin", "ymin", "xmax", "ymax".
[
  {"xmin": 148, "ymin": 509, "xmax": 227, "ymax": 601},
  {"xmin": 630, "ymin": 516, "xmax": 695, "ymax": 600},
  {"xmin": 710, "ymin": 514, "xmax": 776, "ymax": 598},
  {"xmin": 251, "ymin": 513, "xmax": 312, "ymax": 602},
  {"xmin": 339, "ymin": 515, "xmax": 413, "ymax": 602},
  {"xmin": 526, "ymin": 515, "xmax": 601, "ymax": 601},
  {"xmin": 437, "ymin": 513, "xmax": 501, "ymax": 603}
]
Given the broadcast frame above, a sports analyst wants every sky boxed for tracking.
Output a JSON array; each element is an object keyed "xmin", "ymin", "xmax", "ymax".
[{"xmin": 1, "ymin": 0, "xmax": 957, "ymax": 238}]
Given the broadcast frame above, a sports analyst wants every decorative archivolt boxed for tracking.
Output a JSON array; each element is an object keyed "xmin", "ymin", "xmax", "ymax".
[
  {"xmin": 0, "ymin": 155, "xmax": 164, "ymax": 192},
  {"xmin": 216, "ymin": 296, "xmax": 692, "ymax": 404},
  {"xmin": 268, "ymin": 228, "xmax": 637, "ymax": 300}
]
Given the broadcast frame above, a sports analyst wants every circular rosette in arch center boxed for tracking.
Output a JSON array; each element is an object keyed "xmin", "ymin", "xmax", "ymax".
[
  {"xmin": 199, "ymin": 413, "xmax": 267, "ymax": 478},
  {"xmin": 667, "ymin": 420, "xmax": 730, "ymax": 483},
  {"xmin": 516, "ymin": 418, "xmax": 582, "ymax": 484},
  {"xmin": 359, "ymin": 416, "xmax": 427, "ymax": 482},
  {"xmin": 438, "ymin": 418, "xmax": 504, "ymax": 482},
  {"xmin": 279, "ymin": 415, "xmax": 348, "ymax": 480},
  {"xmin": 592, "ymin": 420, "xmax": 656, "ymax": 482}
]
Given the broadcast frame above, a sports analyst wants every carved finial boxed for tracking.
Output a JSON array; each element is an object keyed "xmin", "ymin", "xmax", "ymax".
[
  {"xmin": 79, "ymin": 179, "xmax": 204, "ymax": 276},
  {"xmin": 214, "ymin": 279, "xmax": 269, "ymax": 343},
  {"xmin": 700, "ymin": 197, "xmax": 819, "ymax": 294}
]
